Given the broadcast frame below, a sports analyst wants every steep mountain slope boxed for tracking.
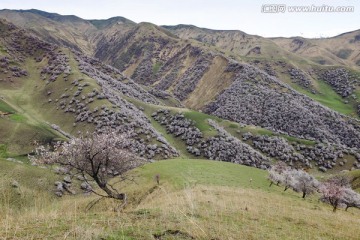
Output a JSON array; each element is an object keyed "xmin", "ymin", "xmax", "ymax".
[
  {"xmin": 1, "ymin": 10, "xmax": 359, "ymax": 120},
  {"xmin": 92, "ymin": 22, "xmax": 360, "ymax": 150},
  {"xmin": 0, "ymin": 19, "xmax": 178, "ymax": 159},
  {"xmin": 162, "ymin": 24, "xmax": 286, "ymax": 60},
  {"xmin": 164, "ymin": 25, "xmax": 360, "ymax": 118}
]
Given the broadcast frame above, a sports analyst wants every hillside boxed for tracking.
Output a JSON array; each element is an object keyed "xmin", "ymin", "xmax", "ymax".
[
  {"xmin": 1, "ymin": 158, "xmax": 359, "ymax": 239},
  {"xmin": 1, "ymin": 9, "xmax": 360, "ymax": 121},
  {"xmin": 272, "ymin": 30, "xmax": 360, "ymax": 68},
  {"xmin": 164, "ymin": 25, "xmax": 360, "ymax": 69},
  {"xmin": 0, "ymin": 19, "xmax": 179, "ymax": 160},
  {"xmin": 164, "ymin": 24, "xmax": 360, "ymax": 118},
  {"xmin": 1, "ymin": 16, "xmax": 360, "ymax": 173}
]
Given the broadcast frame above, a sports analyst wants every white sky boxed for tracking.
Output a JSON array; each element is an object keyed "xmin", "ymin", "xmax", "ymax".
[{"xmin": 0, "ymin": 0, "xmax": 359, "ymax": 38}]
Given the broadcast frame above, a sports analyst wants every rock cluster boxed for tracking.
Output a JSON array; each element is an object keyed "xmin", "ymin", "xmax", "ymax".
[
  {"xmin": 204, "ymin": 62, "xmax": 360, "ymax": 149},
  {"xmin": 0, "ymin": 56, "xmax": 28, "ymax": 81},
  {"xmin": 251, "ymin": 135, "xmax": 307, "ymax": 166},
  {"xmin": 152, "ymin": 110, "xmax": 270, "ymax": 169},
  {"xmin": 53, "ymin": 170, "xmax": 93, "ymax": 197},
  {"xmin": 251, "ymin": 60, "xmax": 277, "ymax": 77},
  {"xmin": 54, "ymin": 177, "xmax": 76, "ymax": 197},
  {"xmin": 243, "ymin": 133, "xmax": 360, "ymax": 171},
  {"xmin": 288, "ymin": 68, "xmax": 312, "ymax": 89},
  {"xmin": 201, "ymin": 120, "xmax": 270, "ymax": 169},
  {"xmin": 152, "ymin": 109, "xmax": 203, "ymax": 146},
  {"xmin": 41, "ymin": 50, "xmax": 71, "ymax": 83},
  {"xmin": 148, "ymin": 88, "xmax": 171, "ymax": 100},
  {"xmin": 320, "ymin": 68, "xmax": 359, "ymax": 97},
  {"xmin": 71, "ymin": 50, "xmax": 178, "ymax": 159},
  {"xmin": 73, "ymin": 50, "xmax": 160, "ymax": 105}
]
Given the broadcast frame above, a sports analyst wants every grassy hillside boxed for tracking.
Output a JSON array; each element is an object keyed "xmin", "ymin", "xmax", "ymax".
[
  {"xmin": 0, "ymin": 98, "xmax": 60, "ymax": 158},
  {"xmin": 0, "ymin": 158, "xmax": 359, "ymax": 239}
]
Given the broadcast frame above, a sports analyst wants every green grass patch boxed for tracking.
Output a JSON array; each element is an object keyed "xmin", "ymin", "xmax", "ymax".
[
  {"xmin": 348, "ymin": 170, "xmax": 360, "ymax": 191},
  {"xmin": 0, "ymin": 158, "xmax": 58, "ymax": 211},
  {"xmin": 292, "ymin": 79, "xmax": 355, "ymax": 116},
  {"xmin": 135, "ymin": 159, "xmax": 268, "ymax": 190},
  {"xmin": 152, "ymin": 62, "xmax": 162, "ymax": 74},
  {"xmin": 0, "ymin": 100, "xmax": 15, "ymax": 113},
  {"xmin": 183, "ymin": 111, "xmax": 219, "ymax": 131},
  {"xmin": 9, "ymin": 114, "xmax": 26, "ymax": 122},
  {"xmin": 281, "ymin": 135, "xmax": 315, "ymax": 146},
  {"xmin": 0, "ymin": 144, "xmax": 8, "ymax": 158},
  {"xmin": 228, "ymin": 123, "xmax": 238, "ymax": 128}
]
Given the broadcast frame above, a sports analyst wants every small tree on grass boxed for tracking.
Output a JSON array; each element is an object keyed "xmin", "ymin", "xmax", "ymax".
[
  {"xmin": 320, "ymin": 176, "xmax": 360, "ymax": 212},
  {"xmin": 268, "ymin": 161, "xmax": 287, "ymax": 187},
  {"xmin": 319, "ymin": 180, "xmax": 345, "ymax": 212},
  {"xmin": 341, "ymin": 188, "xmax": 360, "ymax": 211},
  {"xmin": 268, "ymin": 168, "xmax": 283, "ymax": 187},
  {"xmin": 280, "ymin": 169, "xmax": 296, "ymax": 192},
  {"xmin": 31, "ymin": 130, "xmax": 145, "ymax": 210},
  {"xmin": 291, "ymin": 170, "xmax": 319, "ymax": 198}
]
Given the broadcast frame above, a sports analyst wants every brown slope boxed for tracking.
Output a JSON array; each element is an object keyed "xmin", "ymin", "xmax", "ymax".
[{"xmin": 272, "ymin": 30, "xmax": 360, "ymax": 68}]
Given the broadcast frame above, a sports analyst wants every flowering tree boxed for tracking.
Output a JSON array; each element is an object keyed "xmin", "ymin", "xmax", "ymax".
[
  {"xmin": 280, "ymin": 169, "xmax": 296, "ymax": 191},
  {"xmin": 291, "ymin": 170, "xmax": 319, "ymax": 198},
  {"xmin": 268, "ymin": 168, "xmax": 283, "ymax": 187},
  {"xmin": 341, "ymin": 188, "xmax": 360, "ymax": 211},
  {"xmin": 31, "ymin": 130, "xmax": 145, "ymax": 208},
  {"xmin": 320, "ymin": 180, "xmax": 346, "ymax": 212},
  {"xmin": 319, "ymin": 176, "xmax": 360, "ymax": 212},
  {"xmin": 268, "ymin": 161, "xmax": 288, "ymax": 187}
]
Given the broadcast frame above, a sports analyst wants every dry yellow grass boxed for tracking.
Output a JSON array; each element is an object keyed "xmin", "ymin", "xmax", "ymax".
[
  {"xmin": 1, "ymin": 159, "xmax": 359, "ymax": 239},
  {"xmin": 185, "ymin": 55, "xmax": 234, "ymax": 110},
  {"xmin": 1, "ymin": 184, "xmax": 359, "ymax": 239}
]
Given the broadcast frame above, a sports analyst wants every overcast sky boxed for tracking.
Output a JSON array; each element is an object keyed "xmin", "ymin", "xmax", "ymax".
[{"xmin": 1, "ymin": 0, "xmax": 359, "ymax": 38}]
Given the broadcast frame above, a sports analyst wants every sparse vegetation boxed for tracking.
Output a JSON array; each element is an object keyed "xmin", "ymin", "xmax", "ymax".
[{"xmin": 336, "ymin": 49, "xmax": 353, "ymax": 59}]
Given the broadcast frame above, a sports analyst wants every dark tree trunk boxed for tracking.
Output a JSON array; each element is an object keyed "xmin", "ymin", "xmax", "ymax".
[
  {"xmin": 284, "ymin": 186, "xmax": 289, "ymax": 191},
  {"xmin": 302, "ymin": 192, "xmax": 306, "ymax": 198},
  {"xmin": 333, "ymin": 205, "xmax": 337, "ymax": 212},
  {"xmin": 269, "ymin": 182, "xmax": 273, "ymax": 187},
  {"xmin": 345, "ymin": 206, "xmax": 349, "ymax": 211},
  {"xmin": 93, "ymin": 175, "xmax": 125, "ymax": 200}
]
